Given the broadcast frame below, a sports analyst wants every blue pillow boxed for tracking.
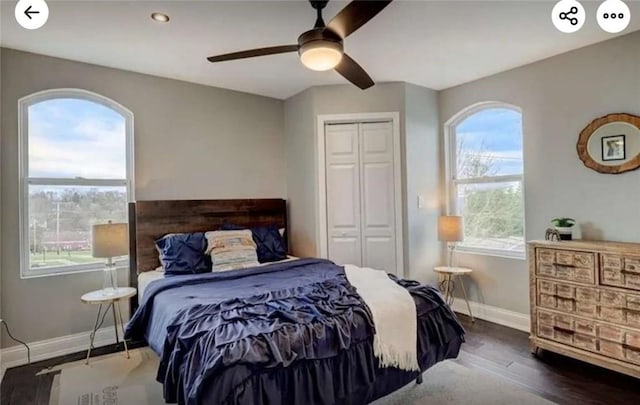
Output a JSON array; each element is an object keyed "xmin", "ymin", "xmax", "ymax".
[
  {"xmin": 155, "ymin": 232, "xmax": 211, "ymax": 275},
  {"xmin": 221, "ymin": 224, "xmax": 287, "ymax": 263}
]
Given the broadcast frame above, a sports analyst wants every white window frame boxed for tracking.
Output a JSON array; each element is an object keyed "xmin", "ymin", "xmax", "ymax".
[
  {"xmin": 18, "ymin": 88, "xmax": 135, "ymax": 278},
  {"xmin": 444, "ymin": 101, "xmax": 525, "ymax": 260}
]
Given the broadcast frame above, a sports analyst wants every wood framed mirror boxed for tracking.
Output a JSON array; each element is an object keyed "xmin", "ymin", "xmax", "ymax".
[{"xmin": 577, "ymin": 113, "xmax": 640, "ymax": 174}]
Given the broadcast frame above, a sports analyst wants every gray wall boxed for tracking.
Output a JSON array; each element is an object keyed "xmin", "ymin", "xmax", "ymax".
[
  {"xmin": 404, "ymin": 84, "xmax": 441, "ymax": 283},
  {"xmin": 439, "ymin": 31, "xmax": 640, "ymax": 315},
  {"xmin": 283, "ymin": 88, "xmax": 316, "ymax": 257},
  {"xmin": 284, "ymin": 82, "xmax": 442, "ymax": 280},
  {"xmin": 0, "ymin": 48, "xmax": 285, "ymax": 346}
]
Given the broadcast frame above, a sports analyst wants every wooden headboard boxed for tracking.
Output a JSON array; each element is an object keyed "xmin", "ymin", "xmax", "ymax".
[{"xmin": 128, "ymin": 199, "xmax": 287, "ymax": 310}]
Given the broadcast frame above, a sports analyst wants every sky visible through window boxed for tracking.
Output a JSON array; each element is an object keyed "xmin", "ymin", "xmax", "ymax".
[
  {"xmin": 456, "ymin": 107, "xmax": 523, "ymax": 179},
  {"xmin": 453, "ymin": 106, "xmax": 524, "ymax": 254},
  {"xmin": 28, "ymin": 98, "xmax": 126, "ymax": 179}
]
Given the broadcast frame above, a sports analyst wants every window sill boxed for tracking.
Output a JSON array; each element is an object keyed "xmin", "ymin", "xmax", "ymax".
[
  {"xmin": 455, "ymin": 247, "xmax": 526, "ymax": 261},
  {"xmin": 20, "ymin": 261, "xmax": 129, "ymax": 279}
]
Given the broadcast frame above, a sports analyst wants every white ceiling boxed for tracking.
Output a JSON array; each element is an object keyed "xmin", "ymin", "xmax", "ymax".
[{"xmin": 1, "ymin": 0, "xmax": 639, "ymax": 99}]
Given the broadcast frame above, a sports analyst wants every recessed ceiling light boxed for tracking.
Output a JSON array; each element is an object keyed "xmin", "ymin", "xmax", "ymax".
[{"xmin": 151, "ymin": 12, "xmax": 170, "ymax": 23}]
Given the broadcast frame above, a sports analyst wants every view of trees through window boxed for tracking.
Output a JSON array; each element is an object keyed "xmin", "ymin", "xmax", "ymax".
[
  {"xmin": 28, "ymin": 186, "xmax": 127, "ymax": 269},
  {"xmin": 451, "ymin": 107, "xmax": 524, "ymax": 254},
  {"xmin": 23, "ymin": 94, "xmax": 129, "ymax": 274}
]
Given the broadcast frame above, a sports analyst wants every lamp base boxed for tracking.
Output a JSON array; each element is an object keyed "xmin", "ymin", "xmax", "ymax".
[
  {"xmin": 102, "ymin": 262, "xmax": 118, "ymax": 296},
  {"xmin": 447, "ymin": 244, "xmax": 457, "ymax": 269}
]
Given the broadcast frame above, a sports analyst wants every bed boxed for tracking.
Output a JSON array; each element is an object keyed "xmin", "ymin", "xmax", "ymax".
[{"xmin": 125, "ymin": 199, "xmax": 465, "ymax": 405}]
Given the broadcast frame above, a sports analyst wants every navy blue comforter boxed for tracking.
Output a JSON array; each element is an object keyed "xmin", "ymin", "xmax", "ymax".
[{"xmin": 126, "ymin": 258, "xmax": 464, "ymax": 405}]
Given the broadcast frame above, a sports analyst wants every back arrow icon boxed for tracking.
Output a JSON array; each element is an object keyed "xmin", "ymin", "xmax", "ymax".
[{"xmin": 24, "ymin": 5, "xmax": 40, "ymax": 19}]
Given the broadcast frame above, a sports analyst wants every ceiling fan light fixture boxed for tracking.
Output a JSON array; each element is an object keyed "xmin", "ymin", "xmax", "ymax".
[{"xmin": 299, "ymin": 40, "xmax": 343, "ymax": 71}]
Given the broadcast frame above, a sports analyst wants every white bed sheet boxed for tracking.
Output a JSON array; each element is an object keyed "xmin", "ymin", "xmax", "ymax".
[
  {"xmin": 137, "ymin": 256, "xmax": 299, "ymax": 300},
  {"xmin": 138, "ymin": 269, "xmax": 165, "ymax": 301}
]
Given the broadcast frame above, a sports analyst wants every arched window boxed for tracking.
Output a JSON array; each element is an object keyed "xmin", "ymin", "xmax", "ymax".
[
  {"xmin": 18, "ymin": 89, "xmax": 134, "ymax": 277},
  {"xmin": 444, "ymin": 102, "xmax": 524, "ymax": 258}
]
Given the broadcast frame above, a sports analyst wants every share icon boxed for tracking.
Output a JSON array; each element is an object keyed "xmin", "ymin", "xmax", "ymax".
[
  {"xmin": 552, "ymin": 0, "xmax": 585, "ymax": 33},
  {"xmin": 559, "ymin": 6, "xmax": 579, "ymax": 26}
]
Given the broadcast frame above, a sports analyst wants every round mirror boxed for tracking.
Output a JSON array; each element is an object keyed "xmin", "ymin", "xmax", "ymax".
[{"xmin": 577, "ymin": 113, "xmax": 640, "ymax": 174}]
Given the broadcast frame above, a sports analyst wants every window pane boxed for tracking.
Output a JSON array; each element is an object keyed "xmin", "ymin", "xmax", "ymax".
[
  {"xmin": 28, "ymin": 185, "xmax": 127, "ymax": 270},
  {"xmin": 457, "ymin": 181, "xmax": 524, "ymax": 253},
  {"xmin": 28, "ymin": 98, "xmax": 126, "ymax": 179},
  {"xmin": 456, "ymin": 108, "xmax": 523, "ymax": 179}
]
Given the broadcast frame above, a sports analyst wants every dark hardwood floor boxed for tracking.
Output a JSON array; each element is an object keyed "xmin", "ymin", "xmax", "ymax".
[
  {"xmin": 454, "ymin": 315, "xmax": 640, "ymax": 405},
  {"xmin": 2, "ymin": 316, "xmax": 640, "ymax": 404}
]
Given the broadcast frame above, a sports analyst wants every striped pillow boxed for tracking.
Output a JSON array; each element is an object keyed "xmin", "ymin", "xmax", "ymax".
[{"xmin": 204, "ymin": 230, "xmax": 259, "ymax": 272}]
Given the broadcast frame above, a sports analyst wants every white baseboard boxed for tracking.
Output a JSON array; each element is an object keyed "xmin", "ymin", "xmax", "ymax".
[
  {"xmin": 0, "ymin": 326, "xmax": 117, "ymax": 378},
  {"xmin": 451, "ymin": 299, "xmax": 530, "ymax": 333}
]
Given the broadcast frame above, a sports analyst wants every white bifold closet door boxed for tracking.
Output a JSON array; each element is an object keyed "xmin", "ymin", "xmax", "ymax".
[{"xmin": 325, "ymin": 121, "xmax": 397, "ymax": 274}]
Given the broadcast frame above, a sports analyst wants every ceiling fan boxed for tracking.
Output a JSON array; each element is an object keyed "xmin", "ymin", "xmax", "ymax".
[{"xmin": 207, "ymin": 0, "xmax": 393, "ymax": 90}]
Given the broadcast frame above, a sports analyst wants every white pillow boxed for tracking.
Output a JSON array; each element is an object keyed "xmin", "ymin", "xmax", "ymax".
[{"xmin": 205, "ymin": 230, "xmax": 259, "ymax": 272}]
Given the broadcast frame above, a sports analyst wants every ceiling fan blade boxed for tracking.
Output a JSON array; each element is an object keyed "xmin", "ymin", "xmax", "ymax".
[
  {"xmin": 207, "ymin": 45, "xmax": 298, "ymax": 63},
  {"xmin": 326, "ymin": 0, "xmax": 393, "ymax": 39},
  {"xmin": 334, "ymin": 53, "xmax": 374, "ymax": 90}
]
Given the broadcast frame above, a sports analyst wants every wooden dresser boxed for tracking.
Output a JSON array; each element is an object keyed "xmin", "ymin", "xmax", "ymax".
[{"xmin": 529, "ymin": 240, "xmax": 640, "ymax": 378}]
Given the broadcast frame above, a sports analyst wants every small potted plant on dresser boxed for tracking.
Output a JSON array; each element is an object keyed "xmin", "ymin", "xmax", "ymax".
[{"xmin": 551, "ymin": 218, "xmax": 575, "ymax": 240}]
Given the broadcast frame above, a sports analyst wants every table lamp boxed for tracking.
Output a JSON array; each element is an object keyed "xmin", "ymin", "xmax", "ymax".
[
  {"xmin": 438, "ymin": 215, "xmax": 463, "ymax": 268},
  {"xmin": 92, "ymin": 221, "xmax": 128, "ymax": 296}
]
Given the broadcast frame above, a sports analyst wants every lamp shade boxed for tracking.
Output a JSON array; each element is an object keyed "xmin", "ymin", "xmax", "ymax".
[
  {"xmin": 91, "ymin": 222, "xmax": 128, "ymax": 258},
  {"xmin": 438, "ymin": 216, "xmax": 463, "ymax": 242}
]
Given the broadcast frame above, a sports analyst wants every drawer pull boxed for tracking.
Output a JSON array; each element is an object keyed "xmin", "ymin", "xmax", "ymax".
[
  {"xmin": 623, "ymin": 308, "xmax": 640, "ymax": 314},
  {"xmin": 553, "ymin": 326, "xmax": 575, "ymax": 334},
  {"xmin": 622, "ymin": 344, "xmax": 640, "ymax": 352},
  {"xmin": 554, "ymin": 263, "xmax": 576, "ymax": 268},
  {"xmin": 552, "ymin": 295, "xmax": 575, "ymax": 301},
  {"xmin": 621, "ymin": 269, "xmax": 640, "ymax": 274}
]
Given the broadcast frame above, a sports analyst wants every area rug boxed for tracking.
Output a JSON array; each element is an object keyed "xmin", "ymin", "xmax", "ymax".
[
  {"xmin": 47, "ymin": 348, "xmax": 555, "ymax": 404},
  {"xmin": 47, "ymin": 348, "xmax": 163, "ymax": 405},
  {"xmin": 373, "ymin": 361, "xmax": 556, "ymax": 405}
]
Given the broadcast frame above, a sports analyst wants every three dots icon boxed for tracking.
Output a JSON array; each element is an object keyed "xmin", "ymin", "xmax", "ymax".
[
  {"xmin": 597, "ymin": 0, "xmax": 630, "ymax": 33},
  {"xmin": 602, "ymin": 12, "xmax": 625, "ymax": 19}
]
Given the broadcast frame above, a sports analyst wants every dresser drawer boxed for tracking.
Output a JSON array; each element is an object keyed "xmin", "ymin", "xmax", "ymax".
[
  {"xmin": 541, "ymin": 281, "xmax": 640, "ymax": 329},
  {"xmin": 537, "ymin": 309, "xmax": 640, "ymax": 366},
  {"xmin": 598, "ymin": 290, "xmax": 640, "ymax": 329},
  {"xmin": 596, "ymin": 324, "xmax": 640, "ymax": 366},
  {"xmin": 600, "ymin": 254, "xmax": 640, "ymax": 292},
  {"xmin": 536, "ymin": 249, "xmax": 596, "ymax": 284},
  {"xmin": 537, "ymin": 309, "xmax": 597, "ymax": 352},
  {"xmin": 537, "ymin": 279, "xmax": 598, "ymax": 316}
]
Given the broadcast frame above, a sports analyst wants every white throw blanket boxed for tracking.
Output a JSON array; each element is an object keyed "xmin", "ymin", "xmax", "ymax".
[{"xmin": 344, "ymin": 265, "xmax": 420, "ymax": 371}]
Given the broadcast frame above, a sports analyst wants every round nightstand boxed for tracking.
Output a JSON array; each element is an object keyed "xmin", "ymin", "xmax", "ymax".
[
  {"xmin": 433, "ymin": 266, "xmax": 474, "ymax": 322},
  {"xmin": 81, "ymin": 287, "xmax": 137, "ymax": 364}
]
